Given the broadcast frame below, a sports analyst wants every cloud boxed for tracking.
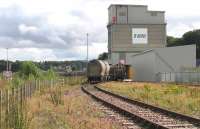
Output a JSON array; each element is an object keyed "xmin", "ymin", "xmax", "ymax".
[
  {"xmin": 0, "ymin": 42, "xmax": 107, "ymax": 61},
  {"xmin": 0, "ymin": 0, "xmax": 200, "ymax": 61},
  {"xmin": 18, "ymin": 24, "xmax": 39, "ymax": 35}
]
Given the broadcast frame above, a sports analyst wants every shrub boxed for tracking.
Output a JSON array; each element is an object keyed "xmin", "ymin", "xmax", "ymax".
[
  {"xmin": 18, "ymin": 61, "xmax": 42, "ymax": 80},
  {"xmin": 45, "ymin": 68, "xmax": 57, "ymax": 80}
]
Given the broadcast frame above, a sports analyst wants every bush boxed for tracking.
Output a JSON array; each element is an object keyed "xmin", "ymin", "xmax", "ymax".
[
  {"xmin": 45, "ymin": 68, "xmax": 57, "ymax": 80},
  {"xmin": 18, "ymin": 61, "xmax": 42, "ymax": 80}
]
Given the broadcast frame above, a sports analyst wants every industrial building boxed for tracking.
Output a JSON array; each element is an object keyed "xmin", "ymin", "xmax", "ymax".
[
  {"xmin": 107, "ymin": 4, "xmax": 166, "ymax": 64},
  {"xmin": 130, "ymin": 45, "xmax": 196, "ymax": 82},
  {"xmin": 107, "ymin": 4, "xmax": 197, "ymax": 82}
]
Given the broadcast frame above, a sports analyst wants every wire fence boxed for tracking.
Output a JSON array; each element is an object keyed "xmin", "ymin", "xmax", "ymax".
[{"xmin": 157, "ymin": 72, "xmax": 200, "ymax": 85}]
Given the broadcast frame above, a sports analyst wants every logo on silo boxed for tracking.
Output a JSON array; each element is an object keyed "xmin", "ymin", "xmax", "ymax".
[{"xmin": 132, "ymin": 28, "xmax": 148, "ymax": 44}]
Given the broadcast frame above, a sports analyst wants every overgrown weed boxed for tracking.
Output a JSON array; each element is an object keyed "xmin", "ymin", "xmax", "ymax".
[{"xmin": 100, "ymin": 82, "xmax": 200, "ymax": 118}]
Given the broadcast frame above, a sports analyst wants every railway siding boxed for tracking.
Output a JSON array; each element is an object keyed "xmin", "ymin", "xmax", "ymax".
[
  {"xmin": 82, "ymin": 85, "xmax": 200, "ymax": 129},
  {"xmin": 100, "ymin": 82, "xmax": 200, "ymax": 118},
  {"xmin": 95, "ymin": 85, "xmax": 200, "ymax": 125}
]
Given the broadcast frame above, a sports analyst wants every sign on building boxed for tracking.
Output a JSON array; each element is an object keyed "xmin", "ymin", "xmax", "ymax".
[{"xmin": 132, "ymin": 28, "xmax": 148, "ymax": 44}]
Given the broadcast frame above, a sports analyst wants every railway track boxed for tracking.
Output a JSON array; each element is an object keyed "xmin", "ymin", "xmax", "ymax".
[
  {"xmin": 90, "ymin": 101, "xmax": 143, "ymax": 129},
  {"xmin": 82, "ymin": 84, "xmax": 200, "ymax": 129}
]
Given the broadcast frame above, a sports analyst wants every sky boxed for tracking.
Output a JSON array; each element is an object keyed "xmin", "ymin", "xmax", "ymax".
[{"xmin": 0, "ymin": 0, "xmax": 200, "ymax": 61}]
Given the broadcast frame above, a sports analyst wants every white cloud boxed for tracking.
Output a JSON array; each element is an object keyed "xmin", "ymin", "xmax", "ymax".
[
  {"xmin": 0, "ymin": 42, "xmax": 107, "ymax": 61},
  {"xmin": 74, "ymin": 42, "xmax": 107, "ymax": 60},
  {"xmin": 19, "ymin": 24, "xmax": 38, "ymax": 34},
  {"xmin": 0, "ymin": 48, "xmax": 55, "ymax": 61},
  {"xmin": 0, "ymin": 0, "xmax": 200, "ymax": 61},
  {"xmin": 167, "ymin": 23, "xmax": 192, "ymax": 37}
]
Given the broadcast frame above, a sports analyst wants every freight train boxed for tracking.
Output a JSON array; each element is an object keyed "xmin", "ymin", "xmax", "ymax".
[{"xmin": 87, "ymin": 60, "xmax": 133, "ymax": 83}]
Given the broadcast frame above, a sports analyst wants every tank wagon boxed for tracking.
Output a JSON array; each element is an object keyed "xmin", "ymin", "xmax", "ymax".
[
  {"xmin": 87, "ymin": 60, "xmax": 110, "ymax": 82},
  {"xmin": 87, "ymin": 60, "xmax": 133, "ymax": 82}
]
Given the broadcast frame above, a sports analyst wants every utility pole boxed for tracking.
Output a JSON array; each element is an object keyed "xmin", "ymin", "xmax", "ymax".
[
  {"xmin": 86, "ymin": 33, "xmax": 89, "ymax": 62},
  {"xmin": 86, "ymin": 33, "xmax": 89, "ymax": 78},
  {"xmin": 6, "ymin": 48, "xmax": 8, "ymax": 71}
]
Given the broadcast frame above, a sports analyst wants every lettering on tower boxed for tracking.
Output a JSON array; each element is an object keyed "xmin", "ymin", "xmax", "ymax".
[{"xmin": 132, "ymin": 28, "xmax": 148, "ymax": 44}]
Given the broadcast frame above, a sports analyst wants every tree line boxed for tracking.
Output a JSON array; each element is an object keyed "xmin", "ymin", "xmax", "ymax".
[{"xmin": 0, "ymin": 60, "xmax": 87, "ymax": 73}]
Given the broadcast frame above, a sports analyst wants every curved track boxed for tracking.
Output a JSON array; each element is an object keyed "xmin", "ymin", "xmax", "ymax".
[{"xmin": 82, "ymin": 84, "xmax": 200, "ymax": 129}]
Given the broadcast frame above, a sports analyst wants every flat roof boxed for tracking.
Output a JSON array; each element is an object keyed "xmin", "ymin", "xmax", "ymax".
[
  {"xmin": 108, "ymin": 4, "xmax": 146, "ymax": 9},
  {"xmin": 108, "ymin": 4, "xmax": 165, "ymax": 13}
]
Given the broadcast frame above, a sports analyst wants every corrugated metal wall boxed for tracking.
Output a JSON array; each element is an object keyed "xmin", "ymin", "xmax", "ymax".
[{"xmin": 130, "ymin": 51, "xmax": 156, "ymax": 81}]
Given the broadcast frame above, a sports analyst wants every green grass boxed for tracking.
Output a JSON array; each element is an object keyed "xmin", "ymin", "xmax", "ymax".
[
  {"xmin": 100, "ymin": 82, "xmax": 200, "ymax": 118},
  {"xmin": 64, "ymin": 76, "xmax": 86, "ymax": 86}
]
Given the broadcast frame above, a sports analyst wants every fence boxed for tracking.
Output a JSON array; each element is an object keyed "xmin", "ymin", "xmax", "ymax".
[
  {"xmin": 0, "ymin": 75, "xmax": 87, "ymax": 129},
  {"xmin": 157, "ymin": 72, "xmax": 200, "ymax": 84},
  {"xmin": 0, "ymin": 79, "xmax": 62, "ymax": 129}
]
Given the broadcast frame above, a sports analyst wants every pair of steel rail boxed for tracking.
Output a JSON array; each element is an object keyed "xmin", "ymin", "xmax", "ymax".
[{"xmin": 82, "ymin": 84, "xmax": 200, "ymax": 129}]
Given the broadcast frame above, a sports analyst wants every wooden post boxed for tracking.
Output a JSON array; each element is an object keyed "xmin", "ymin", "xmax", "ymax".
[
  {"xmin": 20, "ymin": 87, "xmax": 23, "ymax": 109},
  {"xmin": 62, "ymin": 78, "xmax": 64, "ymax": 87},
  {"xmin": 34, "ymin": 80, "xmax": 36, "ymax": 93},
  {"xmin": 25, "ymin": 85, "xmax": 27, "ymax": 98},
  {"xmin": 0, "ymin": 90, "xmax": 2, "ymax": 129},
  {"xmin": 39, "ymin": 80, "xmax": 40, "ymax": 93},
  {"xmin": 6, "ymin": 90, "xmax": 9, "ymax": 128},
  {"xmin": 29, "ymin": 84, "xmax": 31, "ymax": 98},
  {"xmin": 28, "ymin": 83, "xmax": 30, "ymax": 97}
]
